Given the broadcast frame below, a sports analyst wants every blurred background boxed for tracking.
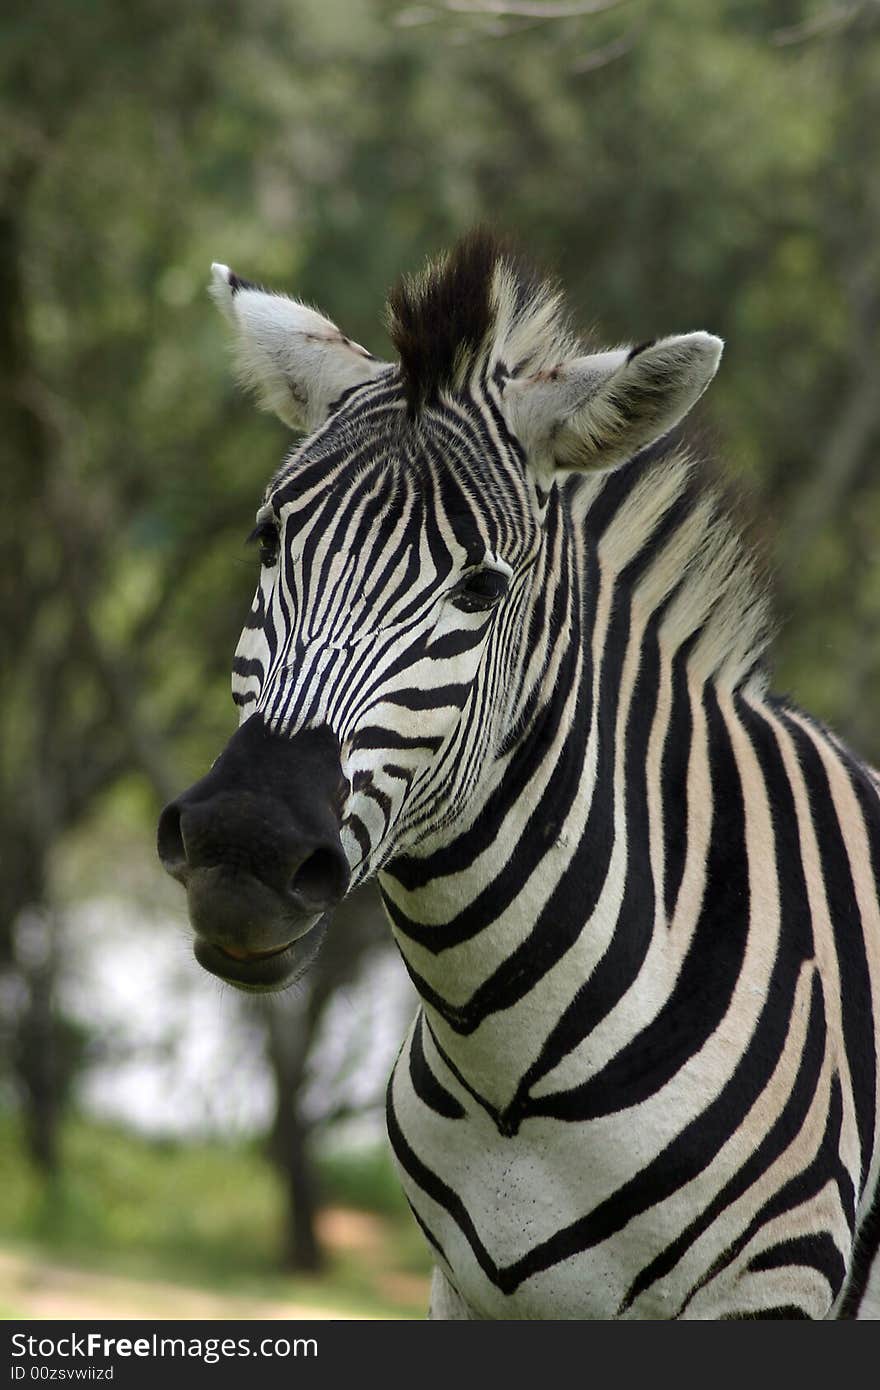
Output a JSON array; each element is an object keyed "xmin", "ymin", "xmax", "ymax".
[{"xmin": 1, "ymin": 0, "xmax": 879, "ymax": 1320}]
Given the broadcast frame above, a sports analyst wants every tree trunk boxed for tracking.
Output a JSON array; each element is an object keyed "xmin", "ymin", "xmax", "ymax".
[
  {"xmin": 0, "ymin": 167, "xmax": 66, "ymax": 1179},
  {"xmin": 12, "ymin": 909, "xmax": 62, "ymax": 1175},
  {"xmin": 259, "ymin": 887, "xmax": 389, "ymax": 1272},
  {"xmin": 264, "ymin": 1000, "xmax": 323, "ymax": 1272}
]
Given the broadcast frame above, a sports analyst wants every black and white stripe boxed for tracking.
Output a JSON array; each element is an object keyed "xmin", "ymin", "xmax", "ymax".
[{"xmin": 215, "ymin": 232, "xmax": 880, "ymax": 1318}]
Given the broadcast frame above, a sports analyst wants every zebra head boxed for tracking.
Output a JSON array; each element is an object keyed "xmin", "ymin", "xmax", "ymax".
[{"xmin": 158, "ymin": 231, "xmax": 722, "ymax": 990}]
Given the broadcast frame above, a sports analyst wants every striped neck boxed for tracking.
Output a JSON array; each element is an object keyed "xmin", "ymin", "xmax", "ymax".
[
  {"xmin": 379, "ymin": 449, "xmax": 770, "ymax": 1120},
  {"xmin": 379, "ymin": 474, "xmax": 669, "ymax": 1117}
]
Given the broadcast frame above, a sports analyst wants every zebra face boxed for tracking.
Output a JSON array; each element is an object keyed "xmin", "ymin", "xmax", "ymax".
[
  {"xmin": 232, "ymin": 386, "xmax": 542, "ymax": 887},
  {"xmin": 160, "ymin": 392, "xmax": 539, "ymax": 990},
  {"xmin": 158, "ymin": 234, "xmax": 722, "ymax": 990}
]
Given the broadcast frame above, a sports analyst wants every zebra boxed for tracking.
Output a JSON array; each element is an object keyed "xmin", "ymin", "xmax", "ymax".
[{"xmin": 157, "ymin": 229, "xmax": 880, "ymax": 1319}]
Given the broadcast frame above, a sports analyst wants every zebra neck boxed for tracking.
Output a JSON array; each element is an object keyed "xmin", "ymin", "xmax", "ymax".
[{"xmin": 379, "ymin": 499, "xmax": 699, "ymax": 1121}]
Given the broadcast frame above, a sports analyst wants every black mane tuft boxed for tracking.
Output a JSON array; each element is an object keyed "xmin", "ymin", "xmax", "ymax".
[{"xmin": 386, "ymin": 228, "xmax": 505, "ymax": 414}]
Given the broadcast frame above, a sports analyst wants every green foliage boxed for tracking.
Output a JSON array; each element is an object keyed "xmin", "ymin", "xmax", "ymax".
[
  {"xmin": 4, "ymin": 0, "xmax": 877, "ymax": 813},
  {"xmin": 0, "ymin": 1113, "xmax": 285, "ymax": 1279},
  {"xmin": 0, "ymin": 1111, "xmax": 430, "ymax": 1316},
  {"xmin": 2, "ymin": 1, "xmax": 878, "ymax": 832},
  {"xmin": 318, "ymin": 1142, "xmax": 413, "ymax": 1217}
]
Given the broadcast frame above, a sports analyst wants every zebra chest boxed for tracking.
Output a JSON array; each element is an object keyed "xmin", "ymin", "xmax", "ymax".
[{"xmin": 387, "ymin": 1028, "xmax": 666, "ymax": 1319}]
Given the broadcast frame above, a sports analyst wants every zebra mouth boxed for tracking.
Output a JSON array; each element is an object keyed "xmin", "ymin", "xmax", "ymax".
[
  {"xmin": 194, "ymin": 916, "xmax": 328, "ymax": 992},
  {"xmin": 217, "ymin": 940, "xmax": 292, "ymax": 962}
]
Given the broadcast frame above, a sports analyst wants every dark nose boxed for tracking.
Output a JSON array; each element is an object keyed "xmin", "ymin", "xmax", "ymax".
[
  {"xmin": 157, "ymin": 718, "xmax": 350, "ymax": 973},
  {"xmin": 157, "ymin": 791, "xmax": 349, "ymax": 914}
]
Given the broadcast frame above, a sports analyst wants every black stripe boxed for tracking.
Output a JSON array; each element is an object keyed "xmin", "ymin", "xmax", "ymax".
[
  {"xmin": 231, "ymin": 655, "xmax": 264, "ymax": 680},
  {"xmin": 618, "ymin": 700, "xmax": 817, "ymax": 1311},
  {"xmin": 383, "ymin": 684, "xmax": 473, "ymax": 712},
  {"xmin": 836, "ymin": 752, "xmax": 880, "ymax": 1318},
  {"xmin": 676, "ymin": 1073, "xmax": 847, "ymax": 1317},
  {"xmin": 839, "ymin": 1181, "xmax": 880, "ymax": 1318},
  {"xmin": 619, "ymin": 968, "xmax": 825, "ymax": 1311},
  {"xmin": 352, "ymin": 727, "xmax": 444, "ymax": 754},
  {"xmin": 747, "ymin": 1231, "xmax": 846, "ymax": 1293},
  {"xmin": 386, "ymin": 1078, "xmax": 507, "ymax": 1290},
  {"xmin": 724, "ymin": 1306, "xmax": 811, "ymax": 1319},
  {"xmin": 779, "ymin": 708, "xmax": 876, "ymax": 1183},
  {"xmin": 409, "ymin": 1014, "xmax": 466, "ymax": 1120},
  {"xmin": 662, "ymin": 640, "xmax": 695, "ymax": 921},
  {"xmin": 424, "ymin": 626, "xmax": 491, "ymax": 661},
  {"xmin": 526, "ymin": 681, "xmax": 749, "ymax": 1124},
  {"xmin": 345, "ymin": 813, "xmax": 371, "ymax": 863}
]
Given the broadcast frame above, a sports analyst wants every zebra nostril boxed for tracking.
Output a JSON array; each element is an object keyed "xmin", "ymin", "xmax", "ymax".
[
  {"xmin": 157, "ymin": 803, "xmax": 188, "ymax": 881},
  {"xmin": 288, "ymin": 847, "xmax": 348, "ymax": 912}
]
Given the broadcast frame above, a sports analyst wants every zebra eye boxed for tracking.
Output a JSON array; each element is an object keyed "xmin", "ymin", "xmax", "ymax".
[
  {"xmin": 247, "ymin": 519, "xmax": 280, "ymax": 568},
  {"xmin": 451, "ymin": 567, "xmax": 509, "ymax": 614}
]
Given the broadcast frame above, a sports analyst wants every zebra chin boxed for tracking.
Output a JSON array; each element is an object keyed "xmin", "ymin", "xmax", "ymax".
[{"xmin": 184, "ymin": 862, "xmax": 330, "ymax": 991}]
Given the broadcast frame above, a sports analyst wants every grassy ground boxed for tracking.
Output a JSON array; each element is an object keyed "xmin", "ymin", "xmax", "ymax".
[{"xmin": 0, "ymin": 1114, "xmax": 431, "ymax": 1320}]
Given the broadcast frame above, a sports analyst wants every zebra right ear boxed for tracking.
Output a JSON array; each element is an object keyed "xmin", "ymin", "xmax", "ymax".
[{"xmin": 209, "ymin": 264, "xmax": 389, "ymax": 432}]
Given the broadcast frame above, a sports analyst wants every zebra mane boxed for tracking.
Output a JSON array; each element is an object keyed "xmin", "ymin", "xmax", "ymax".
[
  {"xmin": 574, "ymin": 446, "xmax": 775, "ymax": 692},
  {"xmin": 386, "ymin": 227, "xmax": 578, "ymax": 413}
]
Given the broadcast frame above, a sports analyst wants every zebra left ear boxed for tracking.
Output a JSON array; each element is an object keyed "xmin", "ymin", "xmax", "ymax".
[
  {"xmin": 503, "ymin": 332, "xmax": 723, "ymax": 476},
  {"xmin": 210, "ymin": 263, "xmax": 389, "ymax": 432}
]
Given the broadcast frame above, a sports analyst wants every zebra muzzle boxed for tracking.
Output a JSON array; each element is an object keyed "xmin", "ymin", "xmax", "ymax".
[{"xmin": 156, "ymin": 716, "xmax": 350, "ymax": 990}]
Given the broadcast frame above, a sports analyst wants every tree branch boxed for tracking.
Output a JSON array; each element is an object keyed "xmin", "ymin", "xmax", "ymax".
[
  {"xmin": 401, "ymin": 0, "xmax": 632, "ymax": 19},
  {"xmin": 771, "ymin": 3, "xmax": 864, "ymax": 46},
  {"xmin": 571, "ymin": 27, "xmax": 637, "ymax": 71}
]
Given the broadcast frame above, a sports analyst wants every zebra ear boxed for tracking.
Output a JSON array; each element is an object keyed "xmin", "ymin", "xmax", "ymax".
[
  {"xmin": 503, "ymin": 332, "xmax": 723, "ymax": 476},
  {"xmin": 209, "ymin": 263, "xmax": 388, "ymax": 431}
]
